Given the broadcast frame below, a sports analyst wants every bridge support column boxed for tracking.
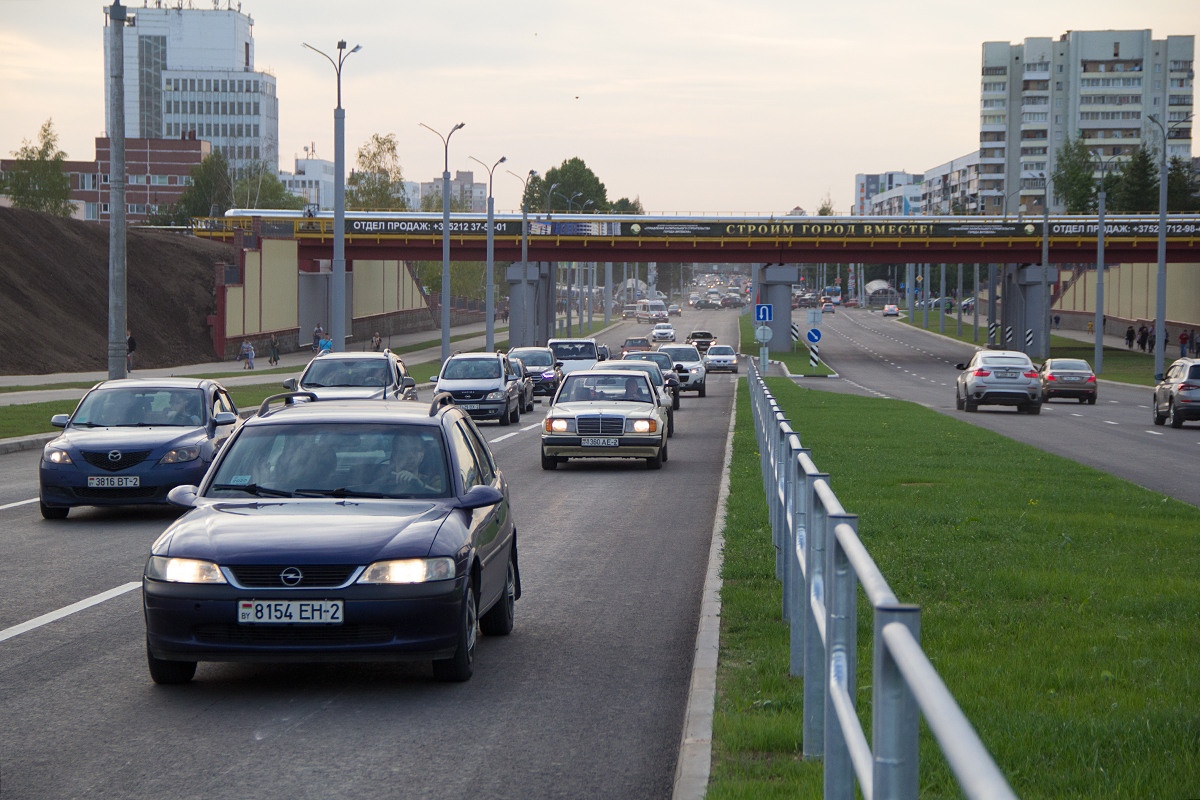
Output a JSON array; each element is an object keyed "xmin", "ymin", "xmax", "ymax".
[
  {"xmin": 1002, "ymin": 265, "xmax": 1057, "ymax": 357},
  {"xmin": 507, "ymin": 262, "xmax": 539, "ymax": 349},
  {"xmin": 760, "ymin": 264, "xmax": 798, "ymax": 353}
]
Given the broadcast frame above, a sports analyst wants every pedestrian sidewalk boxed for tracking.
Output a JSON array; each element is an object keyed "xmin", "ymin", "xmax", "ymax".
[{"xmin": 1051, "ymin": 326, "xmax": 1161, "ymax": 355}]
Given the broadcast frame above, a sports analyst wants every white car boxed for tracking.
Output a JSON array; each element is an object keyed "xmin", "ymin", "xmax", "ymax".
[
  {"xmin": 703, "ymin": 345, "xmax": 738, "ymax": 373},
  {"xmin": 657, "ymin": 344, "xmax": 707, "ymax": 397},
  {"xmin": 955, "ymin": 350, "xmax": 1041, "ymax": 414},
  {"xmin": 548, "ymin": 338, "xmax": 600, "ymax": 375},
  {"xmin": 882, "ymin": 304, "xmax": 899, "ymax": 317},
  {"xmin": 651, "ymin": 323, "xmax": 676, "ymax": 342}
]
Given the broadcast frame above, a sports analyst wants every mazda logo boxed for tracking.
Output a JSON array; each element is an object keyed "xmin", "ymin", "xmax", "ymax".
[
  {"xmin": 107, "ymin": 450, "xmax": 122, "ymax": 462},
  {"xmin": 279, "ymin": 567, "xmax": 303, "ymax": 586}
]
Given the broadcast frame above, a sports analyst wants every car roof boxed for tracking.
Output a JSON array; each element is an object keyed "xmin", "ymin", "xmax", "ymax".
[
  {"xmin": 446, "ymin": 351, "xmax": 504, "ymax": 361},
  {"xmin": 311, "ymin": 351, "xmax": 391, "ymax": 361},
  {"xmin": 246, "ymin": 399, "xmax": 451, "ymax": 428},
  {"xmin": 90, "ymin": 378, "xmax": 215, "ymax": 391}
]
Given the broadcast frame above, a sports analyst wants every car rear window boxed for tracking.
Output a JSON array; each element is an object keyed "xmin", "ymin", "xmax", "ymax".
[
  {"xmin": 1051, "ymin": 360, "xmax": 1091, "ymax": 371},
  {"xmin": 981, "ymin": 357, "xmax": 1031, "ymax": 367},
  {"xmin": 1189, "ymin": 365, "xmax": 1200, "ymax": 380}
]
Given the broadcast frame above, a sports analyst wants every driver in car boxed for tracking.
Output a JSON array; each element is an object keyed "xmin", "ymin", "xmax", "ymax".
[
  {"xmin": 621, "ymin": 377, "xmax": 649, "ymax": 403},
  {"xmin": 388, "ymin": 436, "xmax": 445, "ymax": 495}
]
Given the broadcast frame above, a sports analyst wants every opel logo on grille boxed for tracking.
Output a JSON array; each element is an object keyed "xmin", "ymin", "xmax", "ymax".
[
  {"xmin": 279, "ymin": 567, "xmax": 303, "ymax": 586},
  {"xmin": 107, "ymin": 449, "xmax": 122, "ymax": 462}
]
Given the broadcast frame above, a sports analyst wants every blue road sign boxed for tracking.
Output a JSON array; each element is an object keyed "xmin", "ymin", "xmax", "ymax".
[
  {"xmin": 754, "ymin": 304, "xmax": 773, "ymax": 322},
  {"xmin": 806, "ymin": 328, "xmax": 822, "ymax": 344}
]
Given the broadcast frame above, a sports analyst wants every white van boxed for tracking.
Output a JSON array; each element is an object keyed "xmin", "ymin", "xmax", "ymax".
[
  {"xmin": 635, "ymin": 299, "xmax": 669, "ymax": 324},
  {"xmin": 547, "ymin": 338, "xmax": 600, "ymax": 375}
]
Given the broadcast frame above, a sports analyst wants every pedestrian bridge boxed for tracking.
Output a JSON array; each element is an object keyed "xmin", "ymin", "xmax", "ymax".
[{"xmin": 194, "ymin": 211, "xmax": 1200, "ymax": 265}]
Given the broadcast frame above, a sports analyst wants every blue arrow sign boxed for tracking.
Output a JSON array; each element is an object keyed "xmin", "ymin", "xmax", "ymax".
[
  {"xmin": 754, "ymin": 304, "xmax": 773, "ymax": 322},
  {"xmin": 806, "ymin": 328, "xmax": 822, "ymax": 344}
]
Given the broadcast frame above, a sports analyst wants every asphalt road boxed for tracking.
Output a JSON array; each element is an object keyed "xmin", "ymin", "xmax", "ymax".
[
  {"xmin": 800, "ymin": 308, "xmax": 1200, "ymax": 507},
  {"xmin": 0, "ymin": 308, "xmax": 744, "ymax": 800}
]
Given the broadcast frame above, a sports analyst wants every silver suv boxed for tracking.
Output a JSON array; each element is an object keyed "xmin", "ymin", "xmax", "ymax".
[
  {"xmin": 285, "ymin": 350, "xmax": 417, "ymax": 401},
  {"xmin": 1152, "ymin": 358, "xmax": 1200, "ymax": 428},
  {"xmin": 955, "ymin": 350, "xmax": 1041, "ymax": 414}
]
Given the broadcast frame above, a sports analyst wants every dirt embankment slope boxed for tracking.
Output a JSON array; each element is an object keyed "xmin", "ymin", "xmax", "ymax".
[{"xmin": 0, "ymin": 207, "xmax": 235, "ymax": 375}]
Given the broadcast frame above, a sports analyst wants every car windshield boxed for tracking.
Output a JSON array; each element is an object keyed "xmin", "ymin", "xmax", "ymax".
[
  {"xmin": 509, "ymin": 348, "xmax": 554, "ymax": 367},
  {"xmin": 660, "ymin": 346, "xmax": 701, "ymax": 362},
  {"xmin": 707, "ymin": 346, "xmax": 735, "ymax": 355},
  {"xmin": 442, "ymin": 358, "xmax": 501, "ymax": 380},
  {"xmin": 301, "ymin": 358, "xmax": 389, "ymax": 388},
  {"xmin": 71, "ymin": 387, "xmax": 205, "ymax": 428},
  {"xmin": 981, "ymin": 357, "xmax": 1031, "ymax": 367},
  {"xmin": 690, "ymin": 332, "xmax": 713, "ymax": 339},
  {"xmin": 648, "ymin": 302, "xmax": 666, "ymax": 311},
  {"xmin": 558, "ymin": 373, "xmax": 653, "ymax": 404},
  {"xmin": 550, "ymin": 341, "xmax": 598, "ymax": 360},
  {"xmin": 623, "ymin": 338, "xmax": 650, "ymax": 347},
  {"xmin": 654, "ymin": 324, "xmax": 672, "ymax": 330},
  {"xmin": 208, "ymin": 423, "xmax": 451, "ymax": 499},
  {"xmin": 624, "ymin": 352, "xmax": 673, "ymax": 371},
  {"xmin": 1050, "ymin": 360, "xmax": 1091, "ymax": 371},
  {"xmin": 604, "ymin": 363, "xmax": 663, "ymax": 386}
]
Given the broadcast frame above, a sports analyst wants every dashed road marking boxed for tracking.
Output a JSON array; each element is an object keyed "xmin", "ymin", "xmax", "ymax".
[
  {"xmin": 1146, "ymin": 431, "xmax": 1164, "ymax": 436},
  {"xmin": 0, "ymin": 498, "xmax": 37, "ymax": 512},
  {"xmin": 0, "ymin": 582, "xmax": 141, "ymax": 644},
  {"xmin": 1104, "ymin": 421, "xmax": 1119, "ymax": 425}
]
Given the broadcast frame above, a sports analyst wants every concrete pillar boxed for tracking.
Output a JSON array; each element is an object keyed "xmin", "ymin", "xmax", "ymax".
[{"xmin": 762, "ymin": 264, "xmax": 799, "ymax": 353}]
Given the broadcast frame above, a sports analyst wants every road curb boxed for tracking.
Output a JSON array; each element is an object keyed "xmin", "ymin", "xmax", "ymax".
[
  {"xmin": 0, "ymin": 432, "xmax": 58, "ymax": 455},
  {"xmin": 774, "ymin": 360, "xmax": 839, "ymax": 380},
  {"xmin": 671, "ymin": 378, "xmax": 736, "ymax": 800}
]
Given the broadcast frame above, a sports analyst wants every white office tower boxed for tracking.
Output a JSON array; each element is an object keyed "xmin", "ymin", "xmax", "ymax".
[
  {"xmin": 979, "ymin": 30, "xmax": 1193, "ymax": 215},
  {"xmin": 103, "ymin": 3, "xmax": 280, "ymax": 173}
]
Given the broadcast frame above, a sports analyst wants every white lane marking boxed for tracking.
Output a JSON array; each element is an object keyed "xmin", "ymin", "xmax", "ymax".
[
  {"xmin": 0, "ymin": 582, "xmax": 141, "ymax": 644},
  {"xmin": 1137, "ymin": 405, "xmax": 1149, "ymax": 409},
  {"xmin": 0, "ymin": 498, "xmax": 37, "ymax": 512},
  {"xmin": 519, "ymin": 423, "xmax": 540, "ymax": 431},
  {"xmin": 1071, "ymin": 413, "xmax": 1084, "ymax": 417},
  {"xmin": 1104, "ymin": 421, "xmax": 1119, "ymax": 425},
  {"xmin": 489, "ymin": 432, "xmax": 520, "ymax": 444},
  {"xmin": 1146, "ymin": 431, "xmax": 1165, "ymax": 436},
  {"xmin": 1109, "ymin": 400, "xmax": 1119, "ymax": 404}
]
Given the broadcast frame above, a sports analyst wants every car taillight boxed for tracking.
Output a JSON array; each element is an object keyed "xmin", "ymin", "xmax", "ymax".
[
  {"xmin": 1086, "ymin": 376, "xmax": 1096, "ymax": 383},
  {"xmin": 972, "ymin": 369, "xmax": 990, "ymax": 377},
  {"xmin": 1180, "ymin": 383, "xmax": 1199, "ymax": 391},
  {"xmin": 1023, "ymin": 370, "xmax": 1038, "ymax": 378},
  {"xmin": 1046, "ymin": 374, "xmax": 1057, "ymax": 381}
]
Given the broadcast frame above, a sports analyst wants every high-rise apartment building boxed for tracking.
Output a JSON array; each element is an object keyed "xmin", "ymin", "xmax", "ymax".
[
  {"xmin": 980, "ymin": 30, "xmax": 1193, "ymax": 215},
  {"xmin": 103, "ymin": 4, "xmax": 279, "ymax": 172},
  {"xmin": 852, "ymin": 171, "xmax": 919, "ymax": 215},
  {"xmin": 420, "ymin": 172, "xmax": 487, "ymax": 212},
  {"xmin": 919, "ymin": 151, "xmax": 980, "ymax": 215}
]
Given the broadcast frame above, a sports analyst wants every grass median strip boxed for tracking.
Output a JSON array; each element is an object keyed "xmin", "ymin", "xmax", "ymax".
[
  {"xmin": 737, "ymin": 312, "xmax": 835, "ymax": 377},
  {"xmin": 709, "ymin": 378, "xmax": 1199, "ymax": 798},
  {"xmin": 901, "ymin": 315, "xmax": 1158, "ymax": 386}
]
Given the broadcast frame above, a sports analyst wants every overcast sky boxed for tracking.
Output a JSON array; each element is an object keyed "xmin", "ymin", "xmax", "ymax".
[{"xmin": 0, "ymin": 0, "xmax": 1194, "ymax": 214}]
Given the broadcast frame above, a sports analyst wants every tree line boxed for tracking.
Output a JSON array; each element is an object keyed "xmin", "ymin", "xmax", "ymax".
[{"xmin": 1051, "ymin": 134, "xmax": 1198, "ymax": 214}]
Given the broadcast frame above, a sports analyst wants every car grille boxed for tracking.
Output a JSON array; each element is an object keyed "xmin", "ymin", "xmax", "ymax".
[
  {"xmin": 227, "ymin": 565, "xmax": 360, "ymax": 588},
  {"xmin": 576, "ymin": 415, "xmax": 624, "ymax": 435},
  {"xmin": 81, "ymin": 450, "xmax": 151, "ymax": 472},
  {"xmin": 193, "ymin": 623, "xmax": 393, "ymax": 646},
  {"xmin": 449, "ymin": 390, "xmax": 488, "ymax": 401},
  {"xmin": 73, "ymin": 486, "xmax": 159, "ymax": 499}
]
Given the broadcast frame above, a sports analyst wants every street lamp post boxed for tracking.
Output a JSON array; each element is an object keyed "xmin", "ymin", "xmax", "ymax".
[
  {"xmin": 507, "ymin": 169, "xmax": 537, "ymax": 348},
  {"xmin": 420, "ymin": 122, "xmax": 465, "ymax": 364},
  {"xmin": 1038, "ymin": 171, "xmax": 1053, "ymax": 360},
  {"xmin": 1145, "ymin": 109, "xmax": 1193, "ymax": 379},
  {"xmin": 304, "ymin": 39, "xmax": 361, "ymax": 353},
  {"xmin": 469, "ymin": 155, "xmax": 506, "ymax": 352},
  {"xmin": 1089, "ymin": 149, "xmax": 1122, "ymax": 374}
]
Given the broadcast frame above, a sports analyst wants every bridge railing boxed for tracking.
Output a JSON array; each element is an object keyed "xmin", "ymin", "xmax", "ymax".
[{"xmin": 746, "ymin": 361, "xmax": 1018, "ymax": 800}]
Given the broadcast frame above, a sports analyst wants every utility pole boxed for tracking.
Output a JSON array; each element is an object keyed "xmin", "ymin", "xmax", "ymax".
[{"xmin": 106, "ymin": 1, "xmax": 128, "ymax": 379}]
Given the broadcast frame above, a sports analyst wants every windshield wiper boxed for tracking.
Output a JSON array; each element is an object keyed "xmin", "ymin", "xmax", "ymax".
[
  {"xmin": 293, "ymin": 487, "xmax": 389, "ymax": 499},
  {"xmin": 211, "ymin": 483, "xmax": 293, "ymax": 497},
  {"xmin": 112, "ymin": 422, "xmax": 158, "ymax": 427},
  {"xmin": 300, "ymin": 382, "xmax": 324, "ymax": 388}
]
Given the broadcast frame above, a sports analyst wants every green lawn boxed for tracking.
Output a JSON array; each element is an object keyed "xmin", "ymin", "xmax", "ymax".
[
  {"xmin": 709, "ymin": 378, "xmax": 1199, "ymax": 798},
  {"xmin": 901, "ymin": 315, "xmax": 1158, "ymax": 386},
  {"xmin": 737, "ymin": 312, "xmax": 836, "ymax": 377},
  {"xmin": 0, "ymin": 400, "xmax": 82, "ymax": 439}
]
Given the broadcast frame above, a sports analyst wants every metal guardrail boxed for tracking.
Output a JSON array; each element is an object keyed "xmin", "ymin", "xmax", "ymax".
[{"xmin": 746, "ymin": 361, "xmax": 1018, "ymax": 800}]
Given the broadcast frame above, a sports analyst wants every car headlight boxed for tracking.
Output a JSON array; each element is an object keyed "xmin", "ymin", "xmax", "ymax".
[
  {"xmin": 357, "ymin": 558, "xmax": 455, "ymax": 584},
  {"xmin": 546, "ymin": 418, "xmax": 570, "ymax": 432},
  {"xmin": 486, "ymin": 390, "xmax": 503, "ymax": 400},
  {"xmin": 631, "ymin": 419, "xmax": 657, "ymax": 433},
  {"xmin": 43, "ymin": 446, "xmax": 72, "ymax": 465},
  {"xmin": 145, "ymin": 556, "xmax": 227, "ymax": 584},
  {"xmin": 542, "ymin": 371, "xmax": 556, "ymax": 379},
  {"xmin": 690, "ymin": 368, "xmax": 701, "ymax": 374},
  {"xmin": 159, "ymin": 446, "xmax": 201, "ymax": 464}
]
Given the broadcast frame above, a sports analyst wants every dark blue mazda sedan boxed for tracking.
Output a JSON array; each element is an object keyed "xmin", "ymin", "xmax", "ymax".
[
  {"xmin": 38, "ymin": 379, "xmax": 239, "ymax": 519},
  {"xmin": 141, "ymin": 393, "xmax": 518, "ymax": 684}
]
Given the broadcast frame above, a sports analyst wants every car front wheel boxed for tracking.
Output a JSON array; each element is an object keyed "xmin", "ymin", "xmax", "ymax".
[
  {"xmin": 698, "ymin": 381, "xmax": 706, "ymax": 398},
  {"xmin": 146, "ymin": 642, "xmax": 196, "ymax": 685},
  {"xmin": 540, "ymin": 449, "xmax": 558, "ymax": 470},
  {"xmin": 432, "ymin": 583, "xmax": 477, "ymax": 682},
  {"xmin": 40, "ymin": 501, "xmax": 68, "ymax": 520},
  {"xmin": 480, "ymin": 551, "xmax": 516, "ymax": 636}
]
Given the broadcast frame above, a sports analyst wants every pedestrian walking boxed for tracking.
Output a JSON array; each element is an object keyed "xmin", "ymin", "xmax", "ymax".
[
  {"xmin": 1137, "ymin": 325, "xmax": 1149, "ymax": 352},
  {"xmin": 126, "ymin": 329, "xmax": 137, "ymax": 372},
  {"xmin": 240, "ymin": 339, "xmax": 255, "ymax": 369},
  {"xmin": 1180, "ymin": 330, "xmax": 1191, "ymax": 359},
  {"xmin": 371, "ymin": 332, "xmax": 382, "ymax": 352},
  {"xmin": 1125, "ymin": 325, "xmax": 1136, "ymax": 349},
  {"xmin": 313, "ymin": 324, "xmax": 323, "ymax": 352},
  {"xmin": 1148, "ymin": 330, "xmax": 1156, "ymax": 354},
  {"xmin": 268, "ymin": 334, "xmax": 280, "ymax": 366},
  {"xmin": 1053, "ymin": 314, "xmax": 1060, "ymax": 330}
]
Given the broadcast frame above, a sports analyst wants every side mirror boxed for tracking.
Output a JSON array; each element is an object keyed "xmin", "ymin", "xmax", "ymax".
[
  {"xmin": 597, "ymin": 353, "xmax": 607, "ymax": 362},
  {"xmin": 282, "ymin": 378, "xmax": 298, "ymax": 391},
  {"xmin": 457, "ymin": 484, "xmax": 503, "ymax": 510},
  {"xmin": 213, "ymin": 411, "xmax": 237, "ymax": 426},
  {"xmin": 428, "ymin": 376, "xmax": 439, "ymax": 383},
  {"xmin": 665, "ymin": 377, "xmax": 679, "ymax": 388},
  {"xmin": 555, "ymin": 361, "xmax": 564, "ymax": 368},
  {"xmin": 50, "ymin": 414, "xmax": 70, "ymax": 428},
  {"xmin": 955, "ymin": 363, "xmax": 967, "ymax": 370},
  {"xmin": 401, "ymin": 376, "xmax": 416, "ymax": 389},
  {"xmin": 675, "ymin": 363, "xmax": 686, "ymax": 372},
  {"xmin": 167, "ymin": 484, "xmax": 199, "ymax": 508}
]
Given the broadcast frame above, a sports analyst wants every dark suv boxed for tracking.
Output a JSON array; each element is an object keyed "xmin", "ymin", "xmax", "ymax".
[
  {"xmin": 1153, "ymin": 358, "xmax": 1200, "ymax": 428},
  {"xmin": 686, "ymin": 331, "xmax": 717, "ymax": 354},
  {"xmin": 508, "ymin": 347, "xmax": 563, "ymax": 397}
]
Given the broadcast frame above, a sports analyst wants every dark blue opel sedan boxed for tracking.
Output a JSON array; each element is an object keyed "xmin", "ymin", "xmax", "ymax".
[
  {"xmin": 38, "ymin": 379, "xmax": 239, "ymax": 519},
  {"xmin": 142, "ymin": 393, "xmax": 518, "ymax": 684}
]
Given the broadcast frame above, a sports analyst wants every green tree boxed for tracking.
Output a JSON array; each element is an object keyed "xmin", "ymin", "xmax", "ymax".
[
  {"xmin": 231, "ymin": 159, "xmax": 303, "ymax": 211},
  {"xmin": 173, "ymin": 150, "xmax": 233, "ymax": 220},
  {"xmin": 3, "ymin": 119, "xmax": 75, "ymax": 216},
  {"xmin": 1109, "ymin": 148, "xmax": 1159, "ymax": 212},
  {"xmin": 1166, "ymin": 156, "xmax": 1200, "ymax": 212},
  {"xmin": 817, "ymin": 193, "xmax": 835, "ymax": 216},
  {"xmin": 610, "ymin": 196, "xmax": 645, "ymax": 214},
  {"xmin": 419, "ymin": 188, "xmax": 470, "ymax": 213},
  {"xmin": 525, "ymin": 157, "xmax": 608, "ymax": 212},
  {"xmin": 1050, "ymin": 135, "xmax": 1096, "ymax": 213},
  {"xmin": 347, "ymin": 133, "xmax": 410, "ymax": 210}
]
